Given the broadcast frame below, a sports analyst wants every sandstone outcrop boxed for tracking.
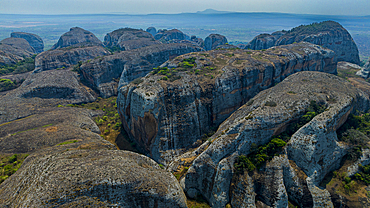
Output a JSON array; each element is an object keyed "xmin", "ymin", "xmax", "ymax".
[
  {"xmin": 104, "ymin": 28, "xmax": 160, "ymax": 51},
  {"xmin": 146, "ymin": 27, "xmax": 157, "ymax": 36},
  {"xmin": 80, "ymin": 43, "xmax": 203, "ymax": 98},
  {"xmin": 204, "ymin": 34, "xmax": 228, "ymax": 50},
  {"xmin": 11, "ymin": 32, "xmax": 44, "ymax": 53},
  {"xmin": 247, "ymin": 21, "xmax": 360, "ymax": 64},
  {"xmin": 117, "ymin": 42, "xmax": 337, "ymax": 164},
  {"xmin": 0, "ymin": 149, "xmax": 187, "ymax": 207},
  {"xmin": 182, "ymin": 71, "xmax": 369, "ymax": 207},
  {"xmin": 51, "ymin": 27, "xmax": 103, "ymax": 50},
  {"xmin": 154, "ymin": 29, "xmax": 189, "ymax": 42},
  {"xmin": 0, "ymin": 37, "xmax": 36, "ymax": 65},
  {"xmin": 34, "ymin": 46, "xmax": 109, "ymax": 72}
]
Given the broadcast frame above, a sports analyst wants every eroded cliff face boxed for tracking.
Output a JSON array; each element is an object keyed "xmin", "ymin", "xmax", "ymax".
[
  {"xmin": 34, "ymin": 46, "xmax": 110, "ymax": 72},
  {"xmin": 204, "ymin": 34, "xmax": 228, "ymax": 51},
  {"xmin": 182, "ymin": 71, "xmax": 369, "ymax": 207},
  {"xmin": 117, "ymin": 42, "xmax": 337, "ymax": 164},
  {"xmin": 80, "ymin": 43, "xmax": 203, "ymax": 98},
  {"xmin": 247, "ymin": 21, "xmax": 360, "ymax": 65}
]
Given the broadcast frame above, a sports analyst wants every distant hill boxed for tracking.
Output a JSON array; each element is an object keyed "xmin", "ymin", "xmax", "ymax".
[{"xmin": 196, "ymin": 9, "xmax": 231, "ymax": 14}]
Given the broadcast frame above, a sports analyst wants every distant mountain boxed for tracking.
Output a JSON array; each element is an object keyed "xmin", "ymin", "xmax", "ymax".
[{"xmin": 196, "ymin": 9, "xmax": 231, "ymax": 14}]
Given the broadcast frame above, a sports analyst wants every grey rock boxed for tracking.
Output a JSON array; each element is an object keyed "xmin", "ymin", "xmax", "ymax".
[
  {"xmin": 117, "ymin": 42, "xmax": 337, "ymax": 165},
  {"xmin": 248, "ymin": 21, "xmax": 360, "ymax": 64},
  {"xmin": 0, "ymin": 149, "xmax": 187, "ymax": 208},
  {"xmin": 11, "ymin": 32, "xmax": 44, "ymax": 53},
  {"xmin": 154, "ymin": 29, "xmax": 188, "ymax": 42},
  {"xmin": 0, "ymin": 37, "xmax": 36, "ymax": 65},
  {"xmin": 34, "ymin": 46, "xmax": 109, "ymax": 72},
  {"xmin": 146, "ymin": 27, "xmax": 157, "ymax": 36},
  {"xmin": 357, "ymin": 57, "xmax": 370, "ymax": 79},
  {"xmin": 51, "ymin": 27, "xmax": 103, "ymax": 50},
  {"xmin": 182, "ymin": 71, "xmax": 369, "ymax": 206},
  {"xmin": 204, "ymin": 34, "xmax": 228, "ymax": 50},
  {"xmin": 80, "ymin": 43, "xmax": 203, "ymax": 98}
]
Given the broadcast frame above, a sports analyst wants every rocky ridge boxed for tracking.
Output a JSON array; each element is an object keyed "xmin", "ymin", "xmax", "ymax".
[
  {"xmin": 117, "ymin": 42, "xmax": 337, "ymax": 164},
  {"xmin": 204, "ymin": 34, "xmax": 228, "ymax": 50},
  {"xmin": 245, "ymin": 21, "xmax": 361, "ymax": 65},
  {"xmin": 0, "ymin": 37, "xmax": 36, "ymax": 65},
  {"xmin": 103, "ymin": 28, "xmax": 161, "ymax": 51},
  {"xmin": 182, "ymin": 71, "xmax": 369, "ymax": 207},
  {"xmin": 80, "ymin": 43, "xmax": 203, "ymax": 98},
  {"xmin": 11, "ymin": 32, "xmax": 44, "ymax": 53}
]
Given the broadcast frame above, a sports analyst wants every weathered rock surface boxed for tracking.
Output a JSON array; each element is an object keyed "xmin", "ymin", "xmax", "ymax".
[
  {"xmin": 182, "ymin": 71, "xmax": 369, "ymax": 207},
  {"xmin": 154, "ymin": 29, "xmax": 189, "ymax": 42},
  {"xmin": 356, "ymin": 57, "xmax": 370, "ymax": 78},
  {"xmin": 34, "ymin": 46, "xmax": 110, "ymax": 72},
  {"xmin": 11, "ymin": 32, "xmax": 44, "ymax": 53},
  {"xmin": 191, "ymin": 35, "xmax": 205, "ymax": 48},
  {"xmin": 245, "ymin": 31, "xmax": 287, "ymax": 50},
  {"xmin": 117, "ymin": 42, "xmax": 337, "ymax": 164},
  {"xmin": 0, "ymin": 37, "xmax": 36, "ymax": 65},
  {"xmin": 104, "ymin": 28, "xmax": 160, "ymax": 51},
  {"xmin": 247, "ymin": 21, "xmax": 360, "ymax": 64},
  {"xmin": 0, "ymin": 149, "xmax": 187, "ymax": 207},
  {"xmin": 204, "ymin": 34, "xmax": 228, "ymax": 50},
  {"xmin": 0, "ymin": 69, "xmax": 96, "ymax": 124},
  {"xmin": 146, "ymin": 27, "xmax": 157, "ymax": 36},
  {"xmin": 80, "ymin": 43, "xmax": 203, "ymax": 98},
  {"xmin": 51, "ymin": 27, "xmax": 103, "ymax": 50}
]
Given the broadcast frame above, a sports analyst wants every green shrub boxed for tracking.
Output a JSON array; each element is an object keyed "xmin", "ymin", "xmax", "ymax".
[{"xmin": 0, "ymin": 78, "xmax": 15, "ymax": 92}]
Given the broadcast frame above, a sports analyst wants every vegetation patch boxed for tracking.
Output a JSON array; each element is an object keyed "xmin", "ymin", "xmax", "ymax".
[
  {"xmin": 0, "ymin": 55, "xmax": 36, "ymax": 76},
  {"xmin": 0, "ymin": 78, "xmax": 16, "ymax": 92},
  {"xmin": 0, "ymin": 154, "xmax": 29, "ymax": 184},
  {"xmin": 70, "ymin": 96, "xmax": 139, "ymax": 152},
  {"xmin": 235, "ymin": 101, "xmax": 326, "ymax": 173},
  {"xmin": 57, "ymin": 140, "xmax": 78, "ymax": 146},
  {"xmin": 186, "ymin": 194, "xmax": 210, "ymax": 208}
]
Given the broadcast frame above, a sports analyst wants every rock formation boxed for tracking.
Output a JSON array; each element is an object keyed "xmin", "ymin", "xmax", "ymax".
[
  {"xmin": 204, "ymin": 34, "xmax": 228, "ymax": 50},
  {"xmin": 104, "ymin": 28, "xmax": 160, "ymax": 51},
  {"xmin": 146, "ymin": 27, "xmax": 157, "ymax": 36},
  {"xmin": 182, "ymin": 71, "xmax": 369, "ymax": 207},
  {"xmin": 0, "ymin": 37, "xmax": 36, "ymax": 65},
  {"xmin": 356, "ymin": 57, "xmax": 370, "ymax": 79},
  {"xmin": 51, "ymin": 27, "xmax": 103, "ymax": 50},
  {"xmin": 0, "ymin": 149, "xmax": 187, "ymax": 207},
  {"xmin": 11, "ymin": 32, "xmax": 44, "ymax": 53},
  {"xmin": 34, "ymin": 46, "xmax": 109, "ymax": 72},
  {"xmin": 80, "ymin": 43, "xmax": 203, "ymax": 98},
  {"xmin": 191, "ymin": 35, "xmax": 204, "ymax": 48},
  {"xmin": 154, "ymin": 29, "xmax": 189, "ymax": 42},
  {"xmin": 246, "ymin": 21, "xmax": 360, "ymax": 64},
  {"xmin": 117, "ymin": 42, "xmax": 337, "ymax": 164}
]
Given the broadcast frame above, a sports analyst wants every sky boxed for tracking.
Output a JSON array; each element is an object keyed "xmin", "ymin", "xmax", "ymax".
[{"xmin": 0, "ymin": 0, "xmax": 369, "ymax": 16}]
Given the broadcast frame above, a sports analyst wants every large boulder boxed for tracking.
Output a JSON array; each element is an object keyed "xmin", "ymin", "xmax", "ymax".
[
  {"xmin": 146, "ymin": 27, "xmax": 157, "ymax": 36},
  {"xmin": 117, "ymin": 42, "xmax": 337, "ymax": 164},
  {"xmin": 154, "ymin": 29, "xmax": 189, "ymax": 42},
  {"xmin": 34, "ymin": 46, "xmax": 110, "ymax": 72},
  {"xmin": 0, "ymin": 37, "xmax": 36, "ymax": 65},
  {"xmin": 204, "ymin": 34, "xmax": 228, "ymax": 50},
  {"xmin": 51, "ymin": 27, "xmax": 103, "ymax": 50},
  {"xmin": 11, "ymin": 32, "xmax": 44, "ymax": 53},
  {"xmin": 80, "ymin": 43, "xmax": 203, "ymax": 98},
  {"xmin": 182, "ymin": 71, "xmax": 369, "ymax": 207},
  {"xmin": 248, "ymin": 21, "xmax": 360, "ymax": 64},
  {"xmin": 0, "ymin": 149, "xmax": 187, "ymax": 207},
  {"xmin": 104, "ymin": 28, "xmax": 160, "ymax": 51}
]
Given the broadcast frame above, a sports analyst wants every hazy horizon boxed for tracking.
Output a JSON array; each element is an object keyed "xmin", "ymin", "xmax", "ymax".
[{"xmin": 0, "ymin": 0, "xmax": 369, "ymax": 16}]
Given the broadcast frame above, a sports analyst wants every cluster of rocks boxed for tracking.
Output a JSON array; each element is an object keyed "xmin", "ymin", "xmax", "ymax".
[
  {"xmin": 242, "ymin": 21, "xmax": 361, "ymax": 65},
  {"xmin": 1, "ymin": 20, "xmax": 370, "ymax": 207},
  {"xmin": 0, "ymin": 32, "xmax": 43, "ymax": 65}
]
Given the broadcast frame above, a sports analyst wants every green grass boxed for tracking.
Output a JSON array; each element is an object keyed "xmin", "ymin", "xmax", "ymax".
[
  {"xmin": 0, "ymin": 154, "xmax": 29, "ymax": 184},
  {"xmin": 57, "ymin": 140, "xmax": 78, "ymax": 146}
]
